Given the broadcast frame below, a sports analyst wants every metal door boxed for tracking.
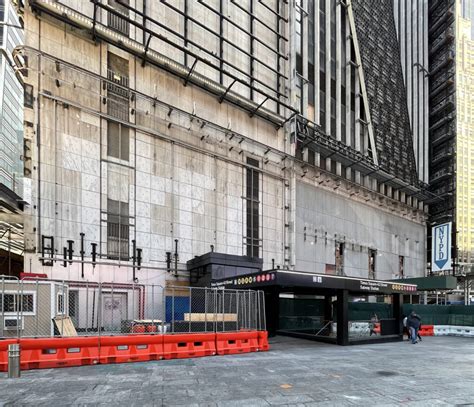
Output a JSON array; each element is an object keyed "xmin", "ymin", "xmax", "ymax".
[{"xmin": 102, "ymin": 293, "xmax": 127, "ymax": 332}]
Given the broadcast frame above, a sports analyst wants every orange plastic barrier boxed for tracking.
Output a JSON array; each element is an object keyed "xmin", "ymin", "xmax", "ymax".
[
  {"xmin": 8, "ymin": 331, "xmax": 267, "ymax": 371},
  {"xmin": 215, "ymin": 331, "xmax": 259, "ymax": 355},
  {"xmin": 20, "ymin": 337, "xmax": 99, "ymax": 370},
  {"xmin": 0, "ymin": 339, "xmax": 19, "ymax": 372},
  {"xmin": 418, "ymin": 325, "xmax": 434, "ymax": 337},
  {"xmin": 162, "ymin": 333, "xmax": 216, "ymax": 359},
  {"xmin": 99, "ymin": 335, "xmax": 163, "ymax": 364},
  {"xmin": 257, "ymin": 331, "xmax": 270, "ymax": 351}
]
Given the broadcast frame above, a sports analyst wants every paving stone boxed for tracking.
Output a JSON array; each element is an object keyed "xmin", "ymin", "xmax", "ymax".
[{"xmin": 0, "ymin": 336, "xmax": 473, "ymax": 405}]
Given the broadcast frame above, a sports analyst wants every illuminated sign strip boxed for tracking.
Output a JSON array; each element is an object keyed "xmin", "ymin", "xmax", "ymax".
[{"xmin": 213, "ymin": 270, "xmax": 417, "ymax": 294}]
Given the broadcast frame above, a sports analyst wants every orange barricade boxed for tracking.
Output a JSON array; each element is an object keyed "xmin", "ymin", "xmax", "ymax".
[
  {"xmin": 258, "ymin": 331, "xmax": 270, "ymax": 351},
  {"xmin": 162, "ymin": 333, "xmax": 216, "ymax": 359},
  {"xmin": 99, "ymin": 335, "xmax": 163, "ymax": 364},
  {"xmin": 215, "ymin": 331, "xmax": 259, "ymax": 355},
  {"xmin": 418, "ymin": 325, "xmax": 434, "ymax": 337},
  {"xmin": 0, "ymin": 339, "xmax": 19, "ymax": 372},
  {"xmin": 20, "ymin": 337, "xmax": 99, "ymax": 370}
]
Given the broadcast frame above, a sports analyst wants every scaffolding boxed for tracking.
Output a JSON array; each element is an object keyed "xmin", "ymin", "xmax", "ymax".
[{"xmin": 29, "ymin": 0, "xmax": 297, "ymax": 126}]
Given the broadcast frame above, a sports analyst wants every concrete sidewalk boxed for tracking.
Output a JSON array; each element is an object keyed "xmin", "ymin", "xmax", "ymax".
[{"xmin": 0, "ymin": 336, "xmax": 473, "ymax": 406}]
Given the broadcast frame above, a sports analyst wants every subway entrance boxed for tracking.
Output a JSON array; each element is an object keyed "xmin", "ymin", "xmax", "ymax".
[{"xmin": 215, "ymin": 270, "xmax": 417, "ymax": 346}]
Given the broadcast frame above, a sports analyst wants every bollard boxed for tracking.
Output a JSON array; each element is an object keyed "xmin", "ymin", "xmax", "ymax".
[{"xmin": 8, "ymin": 343, "xmax": 20, "ymax": 378}]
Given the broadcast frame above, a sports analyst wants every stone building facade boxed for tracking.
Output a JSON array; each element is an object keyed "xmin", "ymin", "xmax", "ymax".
[{"xmin": 18, "ymin": 0, "xmax": 428, "ymax": 288}]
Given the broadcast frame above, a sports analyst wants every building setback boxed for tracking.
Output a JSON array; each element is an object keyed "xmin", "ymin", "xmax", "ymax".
[{"xmin": 18, "ymin": 1, "xmax": 427, "ymax": 289}]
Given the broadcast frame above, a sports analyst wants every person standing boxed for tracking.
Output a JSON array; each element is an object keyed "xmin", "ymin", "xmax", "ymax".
[
  {"xmin": 369, "ymin": 313, "xmax": 379, "ymax": 336},
  {"xmin": 407, "ymin": 311, "xmax": 421, "ymax": 344},
  {"xmin": 403, "ymin": 315, "xmax": 410, "ymax": 340}
]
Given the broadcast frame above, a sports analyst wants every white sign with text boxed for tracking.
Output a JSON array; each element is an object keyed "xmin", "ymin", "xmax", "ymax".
[{"xmin": 431, "ymin": 222, "xmax": 452, "ymax": 272}]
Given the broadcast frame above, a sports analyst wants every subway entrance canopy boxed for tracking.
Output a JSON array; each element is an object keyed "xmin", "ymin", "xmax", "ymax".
[{"xmin": 211, "ymin": 269, "xmax": 418, "ymax": 346}]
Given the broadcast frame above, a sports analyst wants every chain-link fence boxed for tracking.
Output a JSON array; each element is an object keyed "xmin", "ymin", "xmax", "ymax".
[{"xmin": 0, "ymin": 276, "xmax": 266, "ymax": 338}]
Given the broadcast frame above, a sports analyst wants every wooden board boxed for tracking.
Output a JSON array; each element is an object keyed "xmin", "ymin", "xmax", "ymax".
[
  {"xmin": 165, "ymin": 280, "xmax": 190, "ymax": 297},
  {"xmin": 53, "ymin": 315, "xmax": 78, "ymax": 337},
  {"xmin": 184, "ymin": 313, "xmax": 237, "ymax": 322},
  {"xmin": 132, "ymin": 319, "xmax": 162, "ymax": 324}
]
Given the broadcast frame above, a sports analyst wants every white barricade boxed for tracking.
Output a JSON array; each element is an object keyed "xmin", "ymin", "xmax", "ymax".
[{"xmin": 434, "ymin": 325, "xmax": 474, "ymax": 337}]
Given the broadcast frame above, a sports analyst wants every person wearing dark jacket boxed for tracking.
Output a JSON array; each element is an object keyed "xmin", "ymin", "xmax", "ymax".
[{"xmin": 407, "ymin": 311, "xmax": 421, "ymax": 344}]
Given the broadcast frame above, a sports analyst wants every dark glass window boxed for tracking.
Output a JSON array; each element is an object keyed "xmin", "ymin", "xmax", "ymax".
[
  {"xmin": 24, "ymin": 84, "xmax": 34, "ymax": 108},
  {"xmin": 369, "ymin": 249, "xmax": 377, "ymax": 279}
]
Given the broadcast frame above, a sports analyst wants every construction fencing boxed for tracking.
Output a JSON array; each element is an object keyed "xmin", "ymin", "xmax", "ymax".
[{"xmin": 0, "ymin": 277, "xmax": 266, "ymax": 338}]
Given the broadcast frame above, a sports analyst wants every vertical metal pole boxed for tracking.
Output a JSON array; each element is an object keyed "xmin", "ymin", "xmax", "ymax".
[
  {"xmin": 204, "ymin": 287, "xmax": 208, "ymax": 333},
  {"xmin": 249, "ymin": 0, "xmax": 255, "ymax": 101},
  {"xmin": 244, "ymin": 291, "xmax": 248, "ymax": 330},
  {"xmin": 184, "ymin": 0, "xmax": 188, "ymax": 67},
  {"xmin": 152, "ymin": 284, "xmax": 155, "ymax": 333},
  {"xmin": 161, "ymin": 286, "xmax": 165, "ymax": 334},
  {"xmin": 80, "ymin": 232, "xmax": 85, "ymax": 279},
  {"xmin": 85, "ymin": 282, "xmax": 89, "ymax": 334},
  {"xmin": 92, "ymin": 287, "xmax": 96, "ymax": 332},
  {"xmin": 189, "ymin": 287, "xmax": 192, "ymax": 333},
  {"xmin": 8, "ymin": 228, "xmax": 11, "ymax": 276},
  {"xmin": 236, "ymin": 290, "xmax": 240, "ymax": 331},
  {"xmin": 257, "ymin": 290, "xmax": 261, "ymax": 331},
  {"xmin": 132, "ymin": 239, "xmax": 136, "ymax": 283},
  {"xmin": 35, "ymin": 279, "xmax": 39, "ymax": 336},
  {"xmin": 171, "ymin": 287, "xmax": 175, "ymax": 333},
  {"xmin": 132, "ymin": 279, "xmax": 136, "ymax": 332},
  {"xmin": 174, "ymin": 239, "xmax": 179, "ymax": 276},
  {"xmin": 213, "ymin": 288, "xmax": 217, "ymax": 333},
  {"xmin": 18, "ymin": 279, "xmax": 23, "ymax": 339},
  {"xmin": 8, "ymin": 344, "xmax": 20, "ymax": 378},
  {"xmin": 61, "ymin": 281, "xmax": 65, "ymax": 336},
  {"xmin": 248, "ymin": 290, "xmax": 251, "ymax": 330},
  {"xmin": 221, "ymin": 290, "xmax": 225, "ymax": 332},
  {"xmin": 111, "ymin": 282, "xmax": 115, "ymax": 333},
  {"xmin": 1, "ymin": 277, "xmax": 4, "ymax": 337},
  {"xmin": 98, "ymin": 282, "xmax": 102, "ymax": 338}
]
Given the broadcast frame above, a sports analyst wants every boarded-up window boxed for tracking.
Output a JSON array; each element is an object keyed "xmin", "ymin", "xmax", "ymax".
[{"xmin": 107, "ymin": 121, "xmax": 129, "ymax": 161}]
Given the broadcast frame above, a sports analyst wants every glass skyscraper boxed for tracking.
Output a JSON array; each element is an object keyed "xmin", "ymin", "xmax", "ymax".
[{"xmin": 0, "ymin": 0, "xmax": 23, "ymax": 197}]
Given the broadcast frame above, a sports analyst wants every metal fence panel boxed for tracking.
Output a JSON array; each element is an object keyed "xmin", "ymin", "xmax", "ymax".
[{"xmin": 0, "ymin": 277, "xmax": 266, "ymax": 338}]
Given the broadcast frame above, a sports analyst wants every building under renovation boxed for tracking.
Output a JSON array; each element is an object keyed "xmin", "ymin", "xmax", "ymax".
[{"xmin": 15, "ymin": 0, "xmax": 428, "ymax": 294}]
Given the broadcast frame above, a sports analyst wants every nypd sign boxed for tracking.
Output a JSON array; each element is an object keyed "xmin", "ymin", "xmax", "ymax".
[{"xmin": 431, "ymin": 222, "xmax": 452, "ymax": 272}]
